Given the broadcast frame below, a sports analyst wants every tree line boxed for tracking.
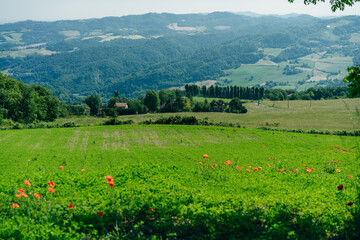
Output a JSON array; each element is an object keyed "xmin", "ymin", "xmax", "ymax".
[
  {"xmin": 0, "ymin": 73, "xmax": 93, "ymax": 125},
  {"xmin": 184, "ymin": 84, "xmax": 352, "ymax": 101}
]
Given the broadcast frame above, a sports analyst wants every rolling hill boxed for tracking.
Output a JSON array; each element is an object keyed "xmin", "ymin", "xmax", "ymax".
[{"xmin": 0, "ymin": 12, "xmax": 359, "ymax": 102}]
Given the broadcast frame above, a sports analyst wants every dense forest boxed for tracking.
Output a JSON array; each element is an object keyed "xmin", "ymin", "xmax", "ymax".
[{"xmin": 1, "ymin": 13, "xmax": 359, "ymax": 101}]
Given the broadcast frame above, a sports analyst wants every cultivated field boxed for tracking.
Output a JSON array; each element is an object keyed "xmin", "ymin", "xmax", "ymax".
[{"xmin": 0, "ymin": 125, "xmax": 359, "ymax": 239}]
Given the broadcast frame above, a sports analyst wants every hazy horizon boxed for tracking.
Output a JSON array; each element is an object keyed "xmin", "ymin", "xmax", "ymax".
[{"xmin": 1, "ymin": 0, "xmax": 360, "ymax": 24}]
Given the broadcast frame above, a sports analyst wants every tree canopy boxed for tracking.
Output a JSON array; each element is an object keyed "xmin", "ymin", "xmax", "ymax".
[
  {"xmin": 288, "ymin": 0, "xmax": 360, "ymax": 11},
  {"xmin": 343, "ymin": 66, "xmax": 360, "ymax": 97}
]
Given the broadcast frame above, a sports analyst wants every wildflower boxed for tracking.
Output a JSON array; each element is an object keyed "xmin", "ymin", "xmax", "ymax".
[
  {"xmin": 289, "ymin": 171, "xmax": 292, "ymax": 173},
  {"xmin": 295, "ymin": 169, "xmax": 299, "ymax": 173},
  {"xmin": 15, "ymin": 194, "xmax": 21, "ymax": 198},
  {"xmin": 203, "ymin": 154, "xmax": 209, "ymax": 158},
  {"xmin": 20, "ymin": 192, "xmax": 28, "ymax": 197},
  {"xmin": 12, "ymin": 203, "xmax": 19, "ymax": 208},
  {"xmin": 34, "ymin": 193, "xmax": 40, "ymax": 199},
  {"xmin": 302, "ymin": 164, "xmax": 305, "ymax": 166},
  {"xmin": 236, "ymin": 166, "xmax": 241, "ymax": 170},
  {"xmin": 105, "ymin": 176, "xmax": 113, "ymax": 182},
  {"xmin": 225, "ymin": 160, "xmax": 232, "ymax": 165},
  {"xmin": 150, "ymin": 208, "xmax": 154, "ymax": 212},
  {"xmin": 48, "ymin": 187, "xmax": 55, "ymax": 193},
  {"xmin": 312, "ymin": 168, "xmax": 315, "ymax": 171},
  {"xmin": 258, "ymin": 167, "xmax": 262, "ymax": 170},
  {"xmin": 60, "ymin": 166, "xmax": 64, "ymax": 169},
  {"xmin": 68, "ymin": 203, "xmax": 73, "ymax": 209},
  {"xmin": 214, "ymin": 164, "xmax": 218, "ymax": 167},
  {"xmin": 24, "ymin": 180, "xmax": 31, "ymax": 187},
  {"xmin": 336, "ymin": 169, "xmax": 341, "ymax": 172},
  {"xmin": 268, "ymin": 164, "xmax": 271, "ymax": 167},
  {"xmin": 253, "ymin": 168, "xmax": 258, "ymax": 171},
  {"xmin": 47, "ymin": 181, "xmax": 55, "ymax": 187},
  {"xmin": 348, "ymin": 175, "xmax": 353, "ymax": 178},
  {"xmin": 199, "ymin": 162, "xmax": 202, "ymax": 165},
  {"xmin": 81, "ymin": 169, "xmax": 86, "ymax": 172},
  {"xmin": 337, "ymin": 185, "xmax": 344, "ymax": 191},
  {"xmin": 306, "ymin": 169, "xmax": 311, "ymax": 173},
  {"xmin": 347, "ymin": 202, "xmax": 354, "ymax": 206},
  {"xmin": 96, "ymin": 211, "xmax": 104, "ymax": 217},
  {"xmin": 249, "ymin": 166, "xmax": 252, "ymax": 168},
  {"xmin": 246, "ymin": 169, "xmax": 251, "ymax": 172},
  {"xmin": 107, "ymin": 181, "xmax": 115, "ymax": 187},
  {"xmin": 18, "ymin": 189, "xmax": 24, "ymax": 193},
  {"xmin": 205, "ymin": 163, "xmax": 208, "ymax": 166},
  {"xmin": 210, "ymin": 166, "xmax": 214, "ymax": 168}
]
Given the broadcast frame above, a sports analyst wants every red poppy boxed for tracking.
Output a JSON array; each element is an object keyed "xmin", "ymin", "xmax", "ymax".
[
  {"xmin": 68, "ymin": 203, "xmax": 73, "ymax": 209},
  {"xmin": 199, "ymin": 162, "xmax": 202, "ymax": 165},
  {"xmin": 258, "ymin": 167, "xmax": 262, "ymax": 170},
  {"xmin": 253, "ymin": 168, "xmax": 258, "ymax": 171},
  {"xmin": 203, "ymin": 154, "xmax": 209, "ymax": 158},
  {"xmin": 107, "ymin": 181, "xmax": 115, "ymax": 187},
  {"xmin": 336, "ymin": 169, "xmax": 341, "ymax": 172},
  {"xmin": 236, "ymin": 166, "xmax": 241, "ymax": 170},
  {"xmin": 105, "ymin": 176, "xmax": 113, "ymax": 182},
  {"xmin": 210, "ymin": 165, "xmax": 214, "ymax": 168},
  {"xmin": 347, "ymin": 202, "xmax": 354, "ymax": 206},
  {"xmin": 249, "ymin": 166, "xmax": 252, "ymax": 168},
  {"xmin": 20, "ymin": 192, "xmax": 28, "ymax": 197},
  {"xmin": 337, "ymin": 185, "xmax": 344, "ymax": 191},
  {"xmin": 150, "ymin": 208, "xmax": 154, "ymax": 212},
  {"xmin": 81, "ymin": 169, "xmax": 86, "ymax": 172},
  {"xmin": 268, "ymin": 164, "xmax": 271, "ymax": 167},
  {"xmin": 24, "ymin": 180, "xmax": 31, "ymax": 187},
  {"xmin": 47, "ymin": 181, "xmax": 55, "ymax": 187},
  {"xmin": 214, "ymin": 164, "xmax": 218, "ymax": 167},
  {"xmin": 96, "ymin": 211, "xmax": 104, "ymax": 217},
  {"xmin": 18, "ymin": 189, "xmax": 24, "ymax": 193},
  {"xmin": 34, "ymin": 193, "xmax": 40, "ymax": 199},
  {"xmin": 295, "ymin": 169, "xmax": 299, "ymax": 172},
  {"xmin": 348, "ymin": 175, "xmax": 353, "ymax": 178},
  {"xmin": 48, "ymin": 187, "xmax": 55, "ymax": 193},
  {"xmin": 15, "ymin": 194, "xmax": 21, "ymax": 198},
  {"xmin": 12, "ymin": 203, "xmax": 19, "ymax": 208},
  {"xmin": 60, "ymin": 166, "xmax": 64, "ymax": 170},
  {"xmin": 205, "ymin": 163, "xmax": 208, "ymax": 166},
  {"xmin": 312, "ymin": 168, "xmax": 315, "ymax": 171},
  {"xmin": 246, "ymin": 169, "xmax": 251, "ymax": 172},
  {"xmin": 302, "ymin": 164, "xmax": 305, "ymax": 166}
]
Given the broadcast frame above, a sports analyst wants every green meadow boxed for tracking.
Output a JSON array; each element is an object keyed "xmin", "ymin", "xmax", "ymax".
[
  {"xmin": 53, "ymin": 98, "xmax": 360, "ymax": 132},
  {"xmin": 1, "ymin": 123, "xmax": 359, "ymax": 239}
]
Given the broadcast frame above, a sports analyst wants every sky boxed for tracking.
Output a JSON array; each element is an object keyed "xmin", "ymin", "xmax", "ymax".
[{"xmin": 1, "ymin": 0, "xmax": 360, "ymax": 23}]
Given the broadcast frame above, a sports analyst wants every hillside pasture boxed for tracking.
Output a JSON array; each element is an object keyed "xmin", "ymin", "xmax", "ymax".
[{"xmin": 109, "ymin": 98, "xmax": 360, "ymax": 131}]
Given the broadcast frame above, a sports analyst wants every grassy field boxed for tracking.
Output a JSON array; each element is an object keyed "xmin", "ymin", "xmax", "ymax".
[
  {"xmin": 50, "ymin": 98, "xmax": 360, "ymax": 131},
  {"xmin": 222, "ymin": 62, "xmax": 309, "ymax": 88},
  {"xmin": 109, "ymin": 98, "xmax": 360, "ymax": 131},
  {"xmin": 1, "ymin": 124, "xmax": 359, "ymax": 239}
]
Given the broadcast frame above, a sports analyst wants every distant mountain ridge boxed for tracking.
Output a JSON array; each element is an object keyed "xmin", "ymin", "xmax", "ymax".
[{"xmin": 0, "ymin": 12, "xmax": 359, "ymax": 102}]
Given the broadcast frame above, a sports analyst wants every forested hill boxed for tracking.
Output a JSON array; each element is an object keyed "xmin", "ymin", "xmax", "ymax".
[{"xmin": 0, "ymin": 12, "xmax": 359, "ymax": 102}]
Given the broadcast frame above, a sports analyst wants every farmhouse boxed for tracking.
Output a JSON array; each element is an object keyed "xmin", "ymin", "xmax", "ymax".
[{"xmin": 114, "ymin": 102, "xmax": 128, "ymax": 109}]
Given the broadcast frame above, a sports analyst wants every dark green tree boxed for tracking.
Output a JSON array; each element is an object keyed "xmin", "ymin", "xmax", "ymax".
[
  {"xmin": 288, "ymin": 0, "xmax": 359, "ymax": 11},
  {"xmin": 144, "ymin": 90, "xmax": 160, "ymax": 112},
  {"xmin": 343, "ymin": 65, "xmax": 360, "ymax": 97},
  {"xmin": 85, "ymin": 94, "xmax": 101, "ymax": 116}
]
